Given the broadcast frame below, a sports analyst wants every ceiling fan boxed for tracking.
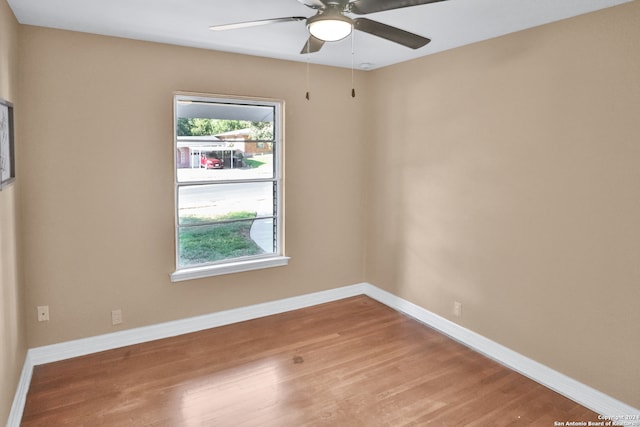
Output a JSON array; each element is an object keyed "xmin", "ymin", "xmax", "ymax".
[{"xmin": 209, "ymin": 0, "xmax": 449, "ymax": 54}]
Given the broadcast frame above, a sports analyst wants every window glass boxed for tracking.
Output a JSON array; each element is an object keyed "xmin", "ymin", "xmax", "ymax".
[
  {"xmin": 173, "ymin": 94, "xmax": 284, "ymax": 277},
  {"xmin": 177, "ymin": 182, "xmax": 275, "ymax": 225}
]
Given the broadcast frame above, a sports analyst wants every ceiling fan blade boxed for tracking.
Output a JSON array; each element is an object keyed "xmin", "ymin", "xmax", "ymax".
[
  {"xmin": 297, "ymin": 0, "xmax": 326, "ymax": 9},
  {"xmin": 300, "ymin": 36, "xmax": 325, "ymax": 54},
  {"xmin": 209, "ymin": 16, "xmax": 306, "ymax": 31},
  {"xmin": 350, "ymin": 0, "xmax": 448, "ymax": 15},
  {"xmin": 354, "ymin": 18, "xmax": 430, "ymax": 49}
]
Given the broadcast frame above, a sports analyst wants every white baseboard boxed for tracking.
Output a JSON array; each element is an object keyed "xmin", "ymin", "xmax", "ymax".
[
  {"xmin": 361, "ymin": 283, "xmax": 639, "ymax": 418},
  {"xmin": 8, "ymin": 282, "xmax": 637, "ymax": 426},
  {"xmin": 28, "ymin": 283, "xmax": 367, "ymax": 366},
  {"xmin": 6, "ymin": 353, "xmax": 33, "ymax": 427}
]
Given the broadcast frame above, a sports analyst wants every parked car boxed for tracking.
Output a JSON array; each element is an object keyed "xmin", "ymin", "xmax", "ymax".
[{"xmin": 200, "ymin": 155, "xmax": 223, "ymax": 169}]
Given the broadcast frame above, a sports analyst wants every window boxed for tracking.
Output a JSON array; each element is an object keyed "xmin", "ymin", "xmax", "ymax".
[{"xmin": 170, "ymin": 93, "xmax": 287, "ymax": 282}]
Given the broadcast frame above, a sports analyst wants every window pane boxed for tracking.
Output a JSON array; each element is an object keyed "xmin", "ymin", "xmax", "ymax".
[
  {"xmin": 176, "ymin": 101, "xmax": 274, "ymax": 125},
  {"xmin": 178, "ymin": 182, "xmax": 274, "ymax": 225},
  {"xmin": 178, "ymin": 220, "xmax": 266, "ymax": 267},
  {"xmin": 176, "ymin": 143, "xmax": 275, "ymax": 183},
  {"xmin": 174, "ymin": 94, "xmax": 283, "ymax": 275}
]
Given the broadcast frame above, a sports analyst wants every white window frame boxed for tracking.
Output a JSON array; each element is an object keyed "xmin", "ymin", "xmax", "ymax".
[{"xmin": 170, "ymin": 93, "xmax": 288, "ymax": 282}]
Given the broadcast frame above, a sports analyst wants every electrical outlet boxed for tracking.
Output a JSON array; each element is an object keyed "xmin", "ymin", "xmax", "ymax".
[
  {"xmin": 37, "ymin": 306, "xmax": 50, "ymax": 322},
  {"xmin": 111, "ymin": 309, "xmax": 123, "ymax": 325},
  {"xmin": 453, "ymin": 301, "xmax": 462, "ymax": 317}
]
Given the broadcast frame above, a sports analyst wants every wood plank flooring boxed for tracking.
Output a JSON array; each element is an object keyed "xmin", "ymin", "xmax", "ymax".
[{"xmin": 22, "ymin": 296, "xmax": 602, "ymax": 426}]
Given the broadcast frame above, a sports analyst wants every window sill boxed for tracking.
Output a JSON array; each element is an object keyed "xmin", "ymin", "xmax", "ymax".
[{"xmin": 170, "ymin": 256, "xmax": 290, "ymax": 282}]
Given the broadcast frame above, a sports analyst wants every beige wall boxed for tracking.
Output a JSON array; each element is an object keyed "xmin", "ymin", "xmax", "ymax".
[
  {"xmin": 0, "ymin": 0, "xmax": 26, "ymax": 424},
  {"xmin": 366, "ymin": 2, "xmax": 640, "ymax": 408},
  {"xmin": 18, "ymin": 26, "xmax": 368, "ymax": 347},
  {"xmin": 7, "ymin": 0, "xmax": 639, "ymax": 417}
]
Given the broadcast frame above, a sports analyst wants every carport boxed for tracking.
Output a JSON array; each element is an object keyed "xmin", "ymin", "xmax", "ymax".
[{"xmin": 175, "ymin": 97, "xmax": 274, "ymax": 169}]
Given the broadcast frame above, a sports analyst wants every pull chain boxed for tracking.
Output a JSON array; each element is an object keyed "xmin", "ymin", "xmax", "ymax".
[
  {"xmin": 306, "ymin": 43, "xmax": 311, "ymax": 101},
  {"xmin": 351, "ymin": 27, "xmax": 356, "ymax": 98}
]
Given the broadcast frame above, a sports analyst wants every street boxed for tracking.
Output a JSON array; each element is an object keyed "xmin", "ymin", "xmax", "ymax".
[{"xmin": 178, "ymin": 182, "xmax": 274, "ymax": 219}]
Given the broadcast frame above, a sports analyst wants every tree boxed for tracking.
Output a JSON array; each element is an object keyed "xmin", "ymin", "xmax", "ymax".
[
  {"xmin": 177, "ymin": 118, "xmax": 273, "ymax": 140},
  {"xmin": 250, "ymin": 121, "xmax": 273, "ymax": 140},
  {"xmin": 177, "ymin": 118, "xmax": 214, "ymax": 136}
]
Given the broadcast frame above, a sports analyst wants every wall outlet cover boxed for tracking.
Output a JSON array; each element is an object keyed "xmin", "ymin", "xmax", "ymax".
[
  {"xmin": 37, "ymin": 306, "xmax": 49, "ymax": 322},
  {"xmin": 111, "ymin": 309, "xmax": 123, "ymax": 325},
  {"xmin": 454, "ymin": 301, "xmax": 462, "ymax": 317}
]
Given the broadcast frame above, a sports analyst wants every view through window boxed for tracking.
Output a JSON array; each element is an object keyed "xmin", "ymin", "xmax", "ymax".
[{"xmin": 172, "ymin": 94, "xmax": 285, "ymax": 280}]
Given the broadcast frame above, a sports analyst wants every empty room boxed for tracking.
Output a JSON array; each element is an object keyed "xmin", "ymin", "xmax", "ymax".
[{"xmin": 1, "ymin": 0, "xmax": 639, "ymax": 425}]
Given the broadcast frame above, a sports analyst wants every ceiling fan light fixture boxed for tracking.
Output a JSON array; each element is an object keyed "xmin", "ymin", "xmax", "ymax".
[{"xmin": 307, "ymin": 13, "xmax": 352, "ymax": 42}]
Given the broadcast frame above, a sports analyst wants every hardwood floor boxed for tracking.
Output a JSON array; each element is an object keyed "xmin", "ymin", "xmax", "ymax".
[{"xmin": 22, "ymin": 296, "xmax": 601, "ymax": 426}]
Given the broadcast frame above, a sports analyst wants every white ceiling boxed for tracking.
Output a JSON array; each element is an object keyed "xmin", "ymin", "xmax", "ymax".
[{"xmin": 7, "ymin": 0, "xmax": 633, "ymax": 70}]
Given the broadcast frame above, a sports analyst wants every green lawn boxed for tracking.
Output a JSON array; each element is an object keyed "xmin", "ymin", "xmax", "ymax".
[
  {"xmin": 244, "ymin": 158, "xmax": 266, "ymax": 168},
  {"xmin": 178, "ymin": 212, "xmax": 263, "ymax": 266}
]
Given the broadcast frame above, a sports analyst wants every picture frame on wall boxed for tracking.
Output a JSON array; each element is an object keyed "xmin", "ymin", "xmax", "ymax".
[{"xmin": 0, "ymin": 98, "xmax": 15, "ymax": 190}]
